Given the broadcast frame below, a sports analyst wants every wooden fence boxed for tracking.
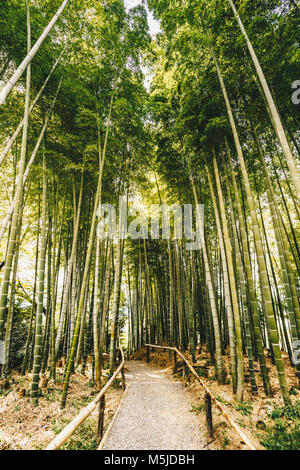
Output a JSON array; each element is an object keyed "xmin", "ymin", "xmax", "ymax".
[
  {"xmin": 45, "ymin": 343, "xmax": 257, "ymax": 451},
  {"xmin": 45, "ymin": 347, "xmax": 126, "ymax": 450}
]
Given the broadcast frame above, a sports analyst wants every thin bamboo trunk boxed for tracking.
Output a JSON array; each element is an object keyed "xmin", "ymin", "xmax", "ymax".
[
  {"xmin": 214, "ymin": 55, "xmax": 290, "ymax": 402},
  {"xmin": 0, "ymin": 46, "xmax": 66, "ymax": 166},
  {"xmin": 109, "ymin": 237, "xmax": 122, "ymax": 375},
  {"xmin": 226, "ymin": 141, "xmax": 271, "ymax": 395},
  {"xmin": 212, "ymin": 151, "xmax": 244, "ymax": 401},
  {"xmin": 55, "ymin": 174, "xmax": 83, "ymax": 356},
  {"xmin": 0, "ymin": 79, "xmax": 62, "ymax": 243},
  {"xmin": 206, "ymin": 164, "xmax": 238, "ymax": 394},
  {"xmin": 0, "ymin": 4, "xmax": 31, "ymax": 339},
  {"xmin": 31, "ymin": 145, "xmax": 47, "ymax": 406},
  {"xmin": 61, "ymin": 99, "xmax": 113, "ymax": 407},
  {"xmin": 0, "ymin": 0, "xmax": 69, "ymax": 105},
  {"xmin": 228, "ymin": 0, "xmax": 300, "ymax": 206},
  {"xmin": 189, "ymin": 171, "xmax": 225, "ymax": 383}
]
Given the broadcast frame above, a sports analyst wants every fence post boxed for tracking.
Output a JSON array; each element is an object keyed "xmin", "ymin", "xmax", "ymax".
[
  {"xmin": 146, "ymin": 345, "xmax": 150, "ymax": 363},
  {"xmin": 173, "ymin": 350, "xmax": 177, "ymax": 374},
  {"xmin": 205, "ymin": 392, "xmax": 213, "ymax": 440},
  {"xmin": 183, "ymin": 363, "xmax": 189, "ymax": 384},
  {"xmin": 97, "ymin": 395, "xmax": 106, "ymax": 446},
  {"xmin": 121, "ymin": 365, "xmax": 126, "ymax": 391}
]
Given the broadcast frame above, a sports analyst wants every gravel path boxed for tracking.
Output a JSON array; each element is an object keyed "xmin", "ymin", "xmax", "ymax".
[{"xmin": 102, "ymin": 361, "xmax": 207, "ymax": 450}]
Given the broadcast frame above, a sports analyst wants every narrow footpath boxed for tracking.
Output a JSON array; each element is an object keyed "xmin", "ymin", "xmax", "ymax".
[{"xmin": 102, "ymin": 361, "xmax": 207, "ymax": 450}]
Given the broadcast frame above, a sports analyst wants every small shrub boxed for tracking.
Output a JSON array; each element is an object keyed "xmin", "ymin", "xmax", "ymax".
[
  {"xmin": 221, "ymin": 430, "xmax": 230, "ymax": 449},
  {"xmin": 260, "ymin": 419, "xmax": 300, "ymax": 450},
  {"xmin": 194, "ymin": 366, "xmax": 208, "ymax": 378},
  {"xmin": 234, "ymin": 401, "xmax": 253, "ymax": 416},
  {"xmin": 271, "ymin": 402, "xmax": 300, "ymax": 421},
  {"xmin": 236, "ymin": 418, "xmax": 246, "ymax": 428}
]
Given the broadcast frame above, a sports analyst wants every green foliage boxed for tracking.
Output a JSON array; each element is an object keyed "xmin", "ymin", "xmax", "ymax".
[
  {"xmin": 289, "ymin": 387, "xmax": 298, "ymax": 396},
  {"xmin": 194, "ymin": 366, "xmax": 208, "ymax": 377},
  {"xmin": 260, "ymin": 419, "xmax": 300, "ymax": 450},
  {"xmin": 6, "ymin": 302, "xmax": 30, "ymax": 370},
  {"xmin": 259, "ymin": 401, "xmax": 300, "ymax": 450},
  {"xmin": 234, "ymin": 401, "xmax": 253, "ymax": 416},
  {"xmin": 215, "ymin": 395, "xmax": 231, "ymax": 405},
  {"xmin": 191, "ymin": 403, "xmax": 205, "ymax": 414},
  {"xmin": 270, "ymin": 401, "xmax": 300, "ymax": 421},
  {"xmin": 221, "ymin": 430, "xmax": 230, "ymax": 449},
  {"xmin": 43, "ymin": 388, "xmax": 62, "ymax": 402},
  {"xmin": 61, "ymin": 420, "xmax": 97, "ymax": 450}
]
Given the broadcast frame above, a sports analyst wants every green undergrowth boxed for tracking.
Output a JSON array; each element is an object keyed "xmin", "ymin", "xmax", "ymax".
[
  {"xmin": 191, "ymin": 403, "xmax": 205, "ymax": 414},
  {"xmin": 258, "ymin": 401, "xmax": 300, "ymax": 450},
  {"xmin": 234, "ymin": 401, "xmax": 253, "ymax": 416},
  {"xmin": 61, "ymin": 419, "xmax": 98, "ymax": 450},
  {"xmin": 51, "ymin": 413, "xmax": 98, "ymax": 450}
]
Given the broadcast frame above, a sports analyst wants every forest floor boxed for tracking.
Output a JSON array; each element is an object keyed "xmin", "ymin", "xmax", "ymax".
[
  {"xmin": 0, "ymin": 360, "xmax": 123, "ymax": 450},
  {"xmin": 131, "ymin": 347, "xmax": 300, "ymax": 450},
  {"xmin": 0, "ymin": 349, "xmax": 299, "ymax": 450}
]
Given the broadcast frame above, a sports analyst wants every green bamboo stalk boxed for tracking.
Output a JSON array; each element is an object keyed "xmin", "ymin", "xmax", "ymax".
[
  {"xmin": 212, "ymin": 152, "xmax": 244, "ymax": 401},
  {"xmin": 189, "ymin": 171, "xmax": 225, "ymax": 383},
  {"xmin": 31, "ymin": 144, "xmax": 48, "ymax": 406},
  {"xmin": 206, "ymin": 164, "xmax": 238, "ymax": 393},
  {"xmin": 0, "ymin": 3, "xmax": 31, "ymax": 339},
  {"xmin": 214, "ymin": 56, "xmax": 290, "ymax": 402}
]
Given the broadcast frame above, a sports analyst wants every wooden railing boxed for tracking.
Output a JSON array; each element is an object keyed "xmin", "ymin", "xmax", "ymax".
[
  {"xmin": 146, "ymin": 343, "xmax": 256, "ymax": 451},
  {"xmin": 45, "ymin": 347, "xmax": 126, "ymax": 450}
]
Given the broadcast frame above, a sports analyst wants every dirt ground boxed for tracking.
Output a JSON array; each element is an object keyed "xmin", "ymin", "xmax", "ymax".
[
  {"xmin": 0, "ymin": 361, "xmax": 123, "ymax": 450},
  {"xmin": 131, "ymin": 346, "xmax": 300, "ymax": 450}
]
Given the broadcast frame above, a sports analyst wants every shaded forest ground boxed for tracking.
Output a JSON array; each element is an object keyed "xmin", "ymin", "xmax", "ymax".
[
  {"xmin": 0, "ymin": 348, "xmax": 299, "ymax": 450},
  {"xmin": 0, "ymin": 360, "xmax": 123, "ymax": 450},
  {"xmin": 131, "ymin": 346, "xmax": 300, "ymax": 450}
]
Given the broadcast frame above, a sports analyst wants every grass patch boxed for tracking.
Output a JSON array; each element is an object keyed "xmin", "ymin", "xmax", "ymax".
[
  {"xmin": 61, "ymin": 419, "xmax": 97, "ymax": 450},
  {"xmin": 234, "ymin": 401, "xmax": 253, "ymax": 416},
  {"xmin": 191, "ymin": 403, "xmax": 205, "ymax": 414},
  {"xmin": 259, "ymin": 419, "xmax": 300, "ymax": 450},
  {"xmin": 259, "ymin": 401, "xmax": 300, "ymax": 450},
  {"xmin": 270, "ymin": 402, "xmax": 300, "ymax": 421},
  {"xmin": 221, "ymin": 430, "xmax": 230, "ymax": 449},
  {"xmin": 111, "ymin": 378, "xmax": 121, "ymax": 389}
]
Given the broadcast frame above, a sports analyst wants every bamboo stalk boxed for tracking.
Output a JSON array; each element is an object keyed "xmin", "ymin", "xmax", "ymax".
[{"xmin": 0, "ymin": 0, "xmax": 69, "ymax": 105}]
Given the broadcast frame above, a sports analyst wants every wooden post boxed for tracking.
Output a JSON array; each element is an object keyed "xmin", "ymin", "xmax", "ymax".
[
  {"xmin": 205, "ymin": 392, "xmax": 213, "ymax": 440},
  {"xmin": 183, "ymin": 363, "xmax": 189, "ymax": 384},
  {"xmin": 97, "ymin": 395, "xmax": 105, "ymax": 446},
  {"xmin": 146, "ymin": 345, "xmax": 150, "ymax": 363},
  {"xmin": 121, "ymin": 365, "xmax": 126, "ymax": 391},
  {"xmin": 173, "ymin": 350, "xmax": 177, "ymax": 374}
]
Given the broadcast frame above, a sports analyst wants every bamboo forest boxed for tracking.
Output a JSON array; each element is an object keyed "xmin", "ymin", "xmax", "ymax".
[{"xmin": 0, "ymin": 0, "xmax": 299, "ymax": 453}]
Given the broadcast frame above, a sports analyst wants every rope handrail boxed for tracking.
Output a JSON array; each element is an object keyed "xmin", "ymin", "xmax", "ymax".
[
  {"xmin": 145, "ymin": 343, "xmax": 256, "ymax": 451},
  {"xmin": 45, "ymin": 346, "xmax": 125, "ymax": 450}
]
